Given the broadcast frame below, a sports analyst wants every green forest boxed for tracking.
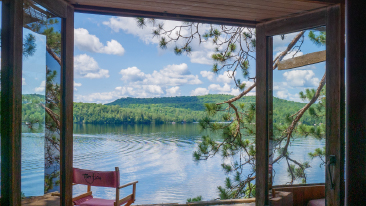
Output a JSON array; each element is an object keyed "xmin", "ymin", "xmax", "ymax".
[
  {"xmin": 78, "ymin": 94, "xmax": 321, "ymax": 125},
  {"xmin": 21, "ymin": 94, "xmax": 323, "ymax": 125}
]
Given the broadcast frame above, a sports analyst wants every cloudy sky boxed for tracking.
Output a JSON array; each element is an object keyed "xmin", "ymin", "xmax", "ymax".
[{"xmin": 23, "ymin": 12, "xmax": 326, "ymax": 104}]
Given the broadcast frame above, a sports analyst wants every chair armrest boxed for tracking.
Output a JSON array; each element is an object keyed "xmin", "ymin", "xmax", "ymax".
[{"xmin": 118, "ymin": 181, "xmax": 138, "ymax": 189}]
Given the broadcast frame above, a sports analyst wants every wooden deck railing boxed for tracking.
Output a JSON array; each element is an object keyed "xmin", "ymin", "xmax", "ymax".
[{"xmin": 132, "ymin": 198, "xmax": 256, "ymax": 206}]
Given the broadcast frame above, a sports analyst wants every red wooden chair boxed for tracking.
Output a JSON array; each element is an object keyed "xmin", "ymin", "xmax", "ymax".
[{"xmin": 72, "ymin": 167, "xmax": 138, "ymax": 206}]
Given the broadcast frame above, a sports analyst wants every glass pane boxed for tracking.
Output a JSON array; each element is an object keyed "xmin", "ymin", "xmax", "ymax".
[
  {"xmin": 22, "ymin": 0, "xmax": 62, "ymax": 199},
  {"xmin": 271, "ymin": 28, "xmax": 326, "ymax": 187},
  {"xmin": 72, "ymin": 15, "xmax": 257, "ymax": 204}
]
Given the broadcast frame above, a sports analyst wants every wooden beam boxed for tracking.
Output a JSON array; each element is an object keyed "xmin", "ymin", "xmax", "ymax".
[
  {"xmin": 73, "ymin": 4, "xmax": 257, "ymax": 28},
  {"xmin": 33, "ymin": 0, "xmax": 68, "ymax": 18},
  {"xmin": 346, "ymin": 0, "xmax": 366, "ymax": 205},
  {"xmin": 183, "ymin": 198, "xmax": 255, "ymax": 205},
  {"xmin": 255, "ymin": 23, "xmax": 272, "ymax": 206},
  {"xmin": 326, "ymin": 4, "xmax": 345, "ymax": 206},
  {"xmin": 74, "ymin": 0, "xmax": 288, "ymax": 20},
  {"xmin": 293, "ymin": 0, "xmax": 344, "ymax": 4},
  {"xmin": 1, "ymin": 0, "xmax": 23, "ymax": 205},
  {"xmin": 264, "ymin": 7, "xmax": 327, "ymax": 36},
  {"xmin": 278, "ymin": 50, "xmax": 326, "ymax": 70},
  {"xmin": 72, "ymin": 0, "xmax": 330, "ymax": 13},
  {"xmin": 60, "ymin": 4, "xmax": 74, "ymax": 206}
]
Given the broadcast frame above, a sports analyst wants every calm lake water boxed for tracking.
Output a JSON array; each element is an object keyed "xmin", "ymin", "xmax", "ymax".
[{"xmin": 20, "ymin": 123, "xmax": 325, "ymax": 204}]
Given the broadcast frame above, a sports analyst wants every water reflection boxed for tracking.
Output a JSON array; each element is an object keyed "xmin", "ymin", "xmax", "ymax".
[
  {"xmin": 20, "ymin": 123, "xmax": 325, "ymax": 202},
  {"xmin": 69, "ymin": 124, "xmax": 324, "ymax": 204}
]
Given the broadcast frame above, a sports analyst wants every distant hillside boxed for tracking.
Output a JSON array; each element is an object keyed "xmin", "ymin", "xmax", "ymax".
[
  {"xmin": 16, "ymin": 94, "xmax": 324, "ymax": 124},
  {"xmin": 99, "ymin": 94, "xmax": 320, "ymax": 125},
  {"xmin": 106, "ymin": 94, "xmax": 256, "ymax": 111},
  {"xmin": 21, "ymin": 94, "xmax": 322, "ymax": 125}
]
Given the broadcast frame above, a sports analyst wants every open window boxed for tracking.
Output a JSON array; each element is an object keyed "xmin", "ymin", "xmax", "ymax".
[{"xmin": 256, "ymin": 6, "xmax": 344, "ymax": 206}]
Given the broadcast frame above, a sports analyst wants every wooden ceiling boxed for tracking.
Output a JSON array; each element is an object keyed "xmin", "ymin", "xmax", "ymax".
[{"xmin": 67, "ymin": 0, "xmax": 339, "ymax": 26}]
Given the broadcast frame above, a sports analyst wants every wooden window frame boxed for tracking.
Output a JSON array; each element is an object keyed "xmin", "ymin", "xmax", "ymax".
[
  {"xmin": 1, "ymin": 1, "xmax": 343, "ymax": 205},
  {"xmin": 1, "ymin": 0, "xmax": 74, "ymax": 205},
  {"xmin": 255, "ymin": 5, "xmax": 345, "ymax": 206},
  {"xmin": 1, "ymin": 1, "xmax": 24, "ymax": 204}
]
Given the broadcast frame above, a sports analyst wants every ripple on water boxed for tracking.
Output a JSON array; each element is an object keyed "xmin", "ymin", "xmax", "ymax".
[{"xmin": 20, "ymin": 124, "xmax": 326, "ymax": 204}]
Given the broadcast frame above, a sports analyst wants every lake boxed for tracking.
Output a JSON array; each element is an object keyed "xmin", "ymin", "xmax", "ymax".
[{"xmin": 20, "ymin": 123, "xmax": 325, "ymax": 204}]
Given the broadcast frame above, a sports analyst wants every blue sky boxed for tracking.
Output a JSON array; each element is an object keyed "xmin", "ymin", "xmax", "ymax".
[{"xmin": 20, "ymin": 11, "xmax": 326, "ymax": 104}]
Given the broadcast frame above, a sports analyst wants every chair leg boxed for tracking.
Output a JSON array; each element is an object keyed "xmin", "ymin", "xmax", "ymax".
[{"xmin": 124, "ymin": 199, "xmax": 134, "ymax": 206}]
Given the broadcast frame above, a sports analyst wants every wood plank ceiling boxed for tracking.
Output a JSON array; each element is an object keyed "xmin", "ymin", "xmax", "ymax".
[{"xmin": 67, "ymin": 0, "xmax": 334, "ymax": 25}]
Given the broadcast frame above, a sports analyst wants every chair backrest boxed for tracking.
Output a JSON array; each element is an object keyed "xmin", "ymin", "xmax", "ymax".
[{"xmin": 73, "ymin": 168, "xmax": 120, "ymax": 188}]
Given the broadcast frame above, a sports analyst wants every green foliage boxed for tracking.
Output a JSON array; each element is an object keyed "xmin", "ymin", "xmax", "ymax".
[
  {"xmin": 308, "ymin": 31, "xmax": 326, "ymax": 46},
  {"xmin": 44, "ymin": 171, "xmax": 60, "ymax": 193},
  {"xmin": 309, "ymin": 147, "xmax": 326, "ymax": 166},
  {"xmin": 27, "ymin": 18, "xmax": 61, "ymax": 55},
  {"xmin": 159, "ymin": 37, "xmax": 168, "ymax": 49},
  {"xmin": 22, "ymin": 94, "xmax": 321, "ymax": 126},
  {"xmin": 23, "ymin": 34, "xmax": 36, "ymax": 57},
  {"xmin": 287, "ymin": 162, "xmax": 311, "ymax": 184},
  {"xmin": 187, "ymin": 196, "xmax": 202, "ymax": 202},
  {"xmin": 73, "ymin": 94, "xmax": 324, "ymax": 126},
  {"xmin": 136, "ymin": 17, "xmax": 146, "ymax": 28}
]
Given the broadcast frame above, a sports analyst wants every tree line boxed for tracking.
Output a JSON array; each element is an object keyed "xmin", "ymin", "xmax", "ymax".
[{"xmin": 20, "ymin": 94, "xmax": 323, "ymax": 125}]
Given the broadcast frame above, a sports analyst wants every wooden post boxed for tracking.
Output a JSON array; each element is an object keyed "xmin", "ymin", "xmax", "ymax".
[
  {"xmin": 346, "ymin": 0, "xmax": 366, "ymax": 204},
  {"xmin": 326, "ymin": 4, "xmax": 345, "ymax": 206},
  {"xmin": 60, "ymin": 4, "xmax": 74, "ymax": 206},
  {"xmin": 115, "ymin": 167, "xmax": 120, "ymax": 206},
  {"xmin": 256, "ymin": 23, "xmax": 272, "ymax": 206},
  {"xmin": 1, "ymin": 0, "xmax": 23, "ymax": 205}
]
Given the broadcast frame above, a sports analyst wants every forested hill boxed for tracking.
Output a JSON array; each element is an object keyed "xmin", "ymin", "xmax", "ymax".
[
  {"xmin": 106, "ymin": 94, "xmax": 255, "ymax": 111},
  {"xmin": 70, "ymin": 94, "xmax": 319, "ymax": 125},
  {"xmin": 23, "ymin": 94, "xmax": 322, "ymax": 125}
]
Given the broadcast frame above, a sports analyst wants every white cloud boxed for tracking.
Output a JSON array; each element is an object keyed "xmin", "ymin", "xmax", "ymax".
[
  {"xmin": 273, "ymin": 32, "xmax": 302, "ymax": 52},
  {"xmin": 276, "ymin": 90, "xmax": 289, "ymax": 99},
  {"xmin": 166, "ymin": 86, "xmax": 181, "ymax": 97},
  {"xmin": 200, "ymin": 71, "xmax": 215, "ymax": 81},
  {"xmin": 74, "ymin": 81, "xmax": 82, "ymax": 91},
  {"xmin": 208, "ymin": 83, "xmax": 231, "ymax": 93},
  {"xmin": 273, "ymin": 82, "xmax": 289, "ymax": 91},
  {"xmin": 119, "ymin": 63, "xmax": 202, "ymax": 86},
  {"xmin": 217, "ymin": 71, "xmax": 234, "ymax": 84},
  {"xmin": 120, "ymin": 66, "xmax": 145, "ymax": 82},
  {"xmin": 22, "ymin": 78, "xmax": 26, "ymax": 86},
  {"xmin": 207, "ymin": 81, "xmax": 255, "ymax": 96},
  {"xmin": 74, "ymin": 54, "xmax": 109, "ymax": 79},
  {"xmin": 275, "ymin": 50, "xmax": 303, "ymax": 62},
  {"xmin": 74, "ymin": 28, "xmax": 125, "ymax": 56},
  {"xmin": 103, "ymin": 17, "xmax": 158, "ymax": 44},
  {"xmin": 190, "ymin": 88, "xmax": 209, "ymax": 96},
  {"xmin": 200, "ymin": 70, "xmax": 235, "ymax": 84},
  {"xmin": 103, "ymin": 17, "xmax": 217, "ymax": 65},
  {"xmin": 295, "ymin": 65, "xmax": 317, "ymax": 70},
  {"xmin": 75, "ymin": 85, "xmax": 165, "ymax": 103},
  {"xmin": 283, "ymin": 70, "xmax": 319, "ymax": 87},
  {"xmin": 289, "ymin": 93, "xmax": 304, "ymax": 103},
  {"xmin": 75, "ymin": 92, "xmax": 116, "ymax": 103},
  {"xmin": 34, "ymin": 80, "xmax": 45, "ymax": 93},
  {"xmin": 143, "ymin": 85, "xmax": 164, "ymax": 95}
]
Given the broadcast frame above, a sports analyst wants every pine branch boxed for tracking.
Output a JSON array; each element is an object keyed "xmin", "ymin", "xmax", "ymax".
[{"xmin": 273, "ymin": 73, "xmax": 326, "ymax": 164}]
